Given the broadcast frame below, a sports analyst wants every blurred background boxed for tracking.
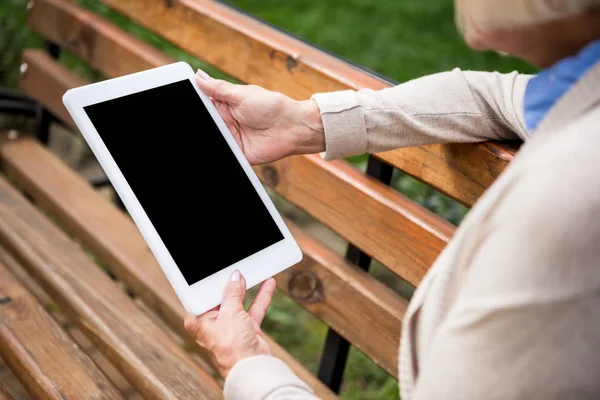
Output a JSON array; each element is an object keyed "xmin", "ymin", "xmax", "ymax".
[{"xmin": 0, "ymin": 0, "xmax": 536, "ymax": 398}]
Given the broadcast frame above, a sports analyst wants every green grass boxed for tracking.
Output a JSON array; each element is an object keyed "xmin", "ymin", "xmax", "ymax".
[
  {"xmin": 0, "ymin": 1, "xmax": 540, "ymax": 398},
  {"xmin": 0, "ymin": 0, "xmax": 41, "ymax": 87},
  {"xmin": 225, "ymin": 0, "xmax": 536, "ymax": 81}
]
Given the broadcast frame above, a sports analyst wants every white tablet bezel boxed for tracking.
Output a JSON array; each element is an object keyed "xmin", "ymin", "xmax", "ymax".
[{"xmin": 63, "ymin": 61, "xmax": 302, "ymax": 316}]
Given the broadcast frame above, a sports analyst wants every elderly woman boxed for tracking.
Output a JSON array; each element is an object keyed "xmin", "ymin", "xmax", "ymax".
[{"xmin": 185, "ymin": 0, "xmax": 600, "ymax": 398}]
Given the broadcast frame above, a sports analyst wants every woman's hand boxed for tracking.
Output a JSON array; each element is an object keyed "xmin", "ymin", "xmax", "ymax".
[
  {"xmin": 184, "ymin": 270, "xmax": 276, "ymax": 378},
  {"xmin": 196, "ymin": 70, "xmax": 324, "ymax": 164}
]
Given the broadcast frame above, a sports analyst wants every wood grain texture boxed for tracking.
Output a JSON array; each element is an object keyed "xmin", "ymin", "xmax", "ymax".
[
  {"xmin": 0, "ymin": 262, "xmax": 124, "ymax": 400},
  {"xmin": 0, "ymin": 246, "xmax": 142, "ymax": 399},
  {"xmin": 0, "ymin": 381, "xmax": 14, "ymax": 400},
  {"xmin": 0, "ymin": 241, "xmax": 55, "ymax": 317},
  {"xmin": 19, "ymin": 50, "xmax": 78, "ymax": 131},
  {"xmin": 0, "ymin": 356, "xmax": 28, "ymax": 400},
  {"xmin": 19, "ymin": 49, "xmax": 454, "ymax": 285},
  {"xmin": 255, "ymin": 156, "xmax": 455, "ymax": 285},
  {"xmin": 27, "ymin": 0, "xmax": 171, "ymax": 78},
  {"xmin": 36, "ymin": 0, "xmax": 518, "ymax": 205},
  {"xmin": 281, "ymin": 222, "xmax": 407, "ymax": 377},
  {"xmin": 0, "ymin": 177, "xmax": 222, "ymax": 400},
  {"xmin": 0, "ymin": 138, "xmax": 406, "ymax": 379},
  {"xmin": 375, "ymin": 141, "xmax": 519, "ymax": 207},
  {"xmin": 92, "ymin": 0, "xmax": 382, "ymax": 97},
  {"xmin": 0, "ymin": 138, "xmax": 336, "ymax": 400}
]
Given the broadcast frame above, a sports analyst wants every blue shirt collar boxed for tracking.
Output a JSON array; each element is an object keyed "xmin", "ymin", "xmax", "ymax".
[{"xmin": 524, "ymin": 39, "xmax": 600, "ymax": 133}]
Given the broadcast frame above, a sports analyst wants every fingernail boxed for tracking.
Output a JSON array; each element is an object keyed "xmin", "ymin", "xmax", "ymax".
[
  {"xmin": 196, "ymin": 69, "xmax": 210, "ymax": 80},
  {"xmin": 231, "ymin": 270, "xmax": 241, "ymax": 282}
]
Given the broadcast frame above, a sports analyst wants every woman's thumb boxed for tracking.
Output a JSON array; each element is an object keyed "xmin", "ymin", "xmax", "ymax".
[
  {"xmin": 196, "ymin": 72, "xmax": 239, "ymax": 104},
  {"xmin": 220, "ymin": 270, "xmax": 246, "ymax": 315}
]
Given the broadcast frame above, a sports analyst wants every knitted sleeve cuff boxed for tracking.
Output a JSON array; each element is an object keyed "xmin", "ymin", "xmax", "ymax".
[
  {"xmin": 311, "ymin": 90, "xmax": 368, "ymax": 160},
  {"xmin": 224, "ymin": 355, "xmax": 315, "ymax": 400}
]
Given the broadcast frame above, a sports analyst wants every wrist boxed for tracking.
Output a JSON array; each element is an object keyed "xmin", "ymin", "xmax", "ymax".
[
  {"xmin": 287, "ymin": 99, "xmax": 325, "ymax": 155},
  {"xmin": 217, "ymin": 345, "xmax": 271, "ymax": 379}
]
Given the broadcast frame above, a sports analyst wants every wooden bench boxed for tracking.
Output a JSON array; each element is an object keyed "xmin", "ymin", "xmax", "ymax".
[{"xmin": 0, "ymin": 0, "xmax": 519, "ymax": 398}]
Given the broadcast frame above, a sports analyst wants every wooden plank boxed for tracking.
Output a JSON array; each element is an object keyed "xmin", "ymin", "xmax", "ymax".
[
  {"xmin": 1, "ymin": 136, "xmax": 407, "ymax": 378},
  {"xmin": 2, "ymin": 133, "xmax": 405, "ymax": 376},
  {"xmin": 26, "ymin": 0, "xmax": 171, "ymax": 78},
  {"xmin": 256, "ymin": 155, "xmax": 454, "ymax": 286},
  {"xmin": 19, "ymin": 50, "xmax": 78, "ymax": 130},
  {"xmin": 281, "ymin": 222, "xmax": 406, "ymax": 377},
  {"xmin": 0, "ymin": 262, "xmax": 124, "ymax": 400},
  {"xmin": 0, "ymin": 357, "xmax": 28, "ymax": 400},
  {"xmin": 0, "ymin": 244, "xmax": 56, "ymax": 317},
  {"xmin": 35, "ymin": 0, "xmax": 517, "ymax": 205},
  {"xmin": 0, "ymin": 178, "xmax": 222, "ymax": 399},
  {"xmin": 19, "ymin": 49, "xmax": 454, "ymax": 286},
  {"xmin": 0, "ymin": 137, "xmax": 337, "ymax": 400},
  {"xmin": 0, "ymin": 247, "xmax": 144, "ymax": 400},
  {"xmin": 375, "ymin": 142, "xmax": 519, "ymax": 207},
  {"xmin": 64, "ymin": 0, "xmax": 383, "ymax": 97},
  {"xmin": 0, "ymin": 381, "xmax": 14, "ymax": 400}
]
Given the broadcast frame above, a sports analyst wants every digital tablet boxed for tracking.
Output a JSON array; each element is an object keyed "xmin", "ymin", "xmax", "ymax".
[{"xmin": 62, "ymin": 61, "xmax": 302, "ymax": 316}]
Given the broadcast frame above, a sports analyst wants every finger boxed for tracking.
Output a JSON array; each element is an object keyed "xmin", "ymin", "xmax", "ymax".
[
  {"xmin": 248, "ymin": 278, "xmax": 276, "ymax": 326},
  {"xmin": 195, "ymin": 75, "xmax": 240, "ymax": 104},
  {"xmin": 219, "ymin": 269, "xmax": 247, "ymax": 316},
  {"xmin": 194, "ymin": 70, "xmax": 217, "ymax": 105},
  {"xmin": 196, "ymin": 68, "xmax": 211, "ymax": 80}
]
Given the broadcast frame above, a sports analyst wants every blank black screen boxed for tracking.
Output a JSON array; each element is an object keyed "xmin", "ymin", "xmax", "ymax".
[{"xmin": 84, "ymin": 79, "xmax": 284, "ymax": 286}]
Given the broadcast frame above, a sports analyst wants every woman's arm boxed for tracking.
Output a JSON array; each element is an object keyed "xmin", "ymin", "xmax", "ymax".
[
  {"xmin": 311, "ymin": 68, "xmax": 532, "ymax": 160},
  {"xmin": 195, "ymin": 68, "xmax": 531, "ymax": 165}
]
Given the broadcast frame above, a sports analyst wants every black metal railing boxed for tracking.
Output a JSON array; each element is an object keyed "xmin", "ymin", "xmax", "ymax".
[
  {"xmin": 34, "ymin": 41, "xmax": 61, "ymax": 145},
  {"xmin": 0, "ymin": 88, "xmax": 38, "ymax": 117},
  {"xmin": 316, "ymin": 156, "xmax": 393, "ymax": 392}
]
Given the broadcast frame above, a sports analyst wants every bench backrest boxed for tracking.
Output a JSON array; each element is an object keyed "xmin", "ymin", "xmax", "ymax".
[{"xmin": 11, "ymin": 0, "xmax": 517, "ymax": 396}]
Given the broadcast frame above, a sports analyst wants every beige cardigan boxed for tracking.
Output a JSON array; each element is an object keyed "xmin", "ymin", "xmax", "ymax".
[{"xmin": 224, "ymin": 63, "xmax": 600, "ymax": 400}]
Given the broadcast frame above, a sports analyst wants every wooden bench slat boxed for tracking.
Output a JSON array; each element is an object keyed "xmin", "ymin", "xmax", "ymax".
[
  {"xmin": 27, "ymin": 0, "xmax": 172, "ymax": 78},
  {"xmin": 0, "ymin": 357, "xmax": 28, "ymax": 400},
  {"xmin": 20, "ymin": 48, "xmax": 454, "ymax": 286},
  {"xmin": 0, "ymin": 135, "xmax": 334, "ymax": 400},
  {"xmin": 376, "ymin": 142, "xmax": 518, "ymax": 207},
  {"xmin": 0, "ymin": 262, "xmax": 124, "ymax": 400},
  {"xmin": 19, "ymin": 50, "xmax": 76, "ymax": 130},
  {"xmin": 0, "ymin": 178, "xmax": 222, "ymax": 400},
  {"xmin": 282, "ymin": 222, "xmax": 406, "ymax": 377},
  {"xmin": 1, "ymin": 134, "xmax": 406, "ymax": 378},
  {"xmin": 257, "ymin": 154, "xmax": 454, "ymax": 286},
  {"xmin": 28, "ymin": 0, "xmax": 516, "ymax": 206},
  {"xmin": 0, "ymin": 381, "xmax": 14, "ymax": 400},
  {"xmin": 0, "ymin": 246, "xmax": 148, "ymax": 400}
]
